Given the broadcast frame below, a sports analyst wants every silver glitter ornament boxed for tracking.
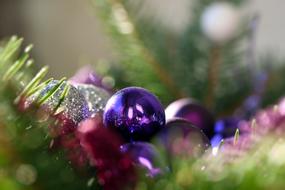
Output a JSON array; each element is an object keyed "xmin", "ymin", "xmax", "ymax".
[
  {"xmin": 28, "ymin": 80, "xmax": 90, "ymax": 124},
  {"xmin": 73, "ymin": 84, "xmax": 111, "ymax": 118}
]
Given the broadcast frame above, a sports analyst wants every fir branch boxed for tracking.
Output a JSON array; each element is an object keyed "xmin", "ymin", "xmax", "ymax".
[
  {"xmin": 14, "ymin": 66, "xmax": 49, "ymax": 104},
  {"xmin": 36, "ymin": 77, "xmax": 66, "ymax": 105},
  {"xmin": 91, "ymin": 0, "xmax": 184, "ymax": 102},
  {"xmin": 0, "ymin": 36, "xmax": 99, "ymax": 190}
]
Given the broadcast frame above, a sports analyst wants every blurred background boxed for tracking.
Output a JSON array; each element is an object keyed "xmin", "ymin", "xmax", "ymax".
[{"xmin": 0, "ymin": 0, "xmax": 284, "ymax": 78}]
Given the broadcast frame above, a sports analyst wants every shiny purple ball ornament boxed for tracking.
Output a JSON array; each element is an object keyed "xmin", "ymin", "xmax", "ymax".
[
  {"xmin": 120, "ymin": 142, "xmax": 167, "ymax": 177},
  {"xmin": 155, "ymin": 119, "xmax": 211, "ymax": 161},
  {"xmin": 165, "ymin": 98, "xmax": 215, "ymax": 139},
  {"xmin": 103, "ymin": 87, "xmax": 166, "ymax": 142}
]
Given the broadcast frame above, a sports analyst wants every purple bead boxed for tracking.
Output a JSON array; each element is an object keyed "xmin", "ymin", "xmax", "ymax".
[
  {"xmin": 156, "ymin": 119, "xmax": 210, "ymax": 161},
  {"xmin": 165, "ymin": 98, "xmax": 215, "ymax": 138},
  {"xmin": 120, "ymin": 142, "xmax": 166, "ymax": 177},
  {"xmin": 103, "ymin": 87, "xmax": 165, "ymax": 142}
]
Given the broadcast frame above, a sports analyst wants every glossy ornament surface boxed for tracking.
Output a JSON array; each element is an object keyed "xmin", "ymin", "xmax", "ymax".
[
  {"xmin": 165, "ymin": 98, "xmax": 215, "ymax": 138},
  {"xmin": 120, "ymin": 142, "xmax": 167, "ymax": 177},
  {"xmin": 155, "ymin": 119, "xmax": 211, "ymax": 160},
  {"xmin": 103, "ymin": 87, "xmax": 165, "ymax": 142}
]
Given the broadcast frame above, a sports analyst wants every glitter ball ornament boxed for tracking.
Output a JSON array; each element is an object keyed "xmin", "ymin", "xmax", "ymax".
[
  {"xmin": 28, "ymin": 80, "xmax": 90, "ymax": 124},
  {"xmin": 165, "ymin": 98, "xmax": 215, "ymax": 139},
  {"xmin": 103, "ymin": 87, "xmax": 165, "ymax": 142},
  {"xmin": 201, "ymin": 2, "xmax": 240, "ymax": 43},
  {"xmin": 74, "ymin": 84, "xmax": 111, "ymax": 118},
  {"xmin": 155, "ymin": 119, "xmax": 210, "ymax": 160},
  {"xmin": 120, "ymin": 142, "xmax": 167, "ymax": 177}
]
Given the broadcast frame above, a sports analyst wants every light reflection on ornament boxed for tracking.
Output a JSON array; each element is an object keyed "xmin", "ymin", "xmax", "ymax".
[
  {"xmin": 74, "ymin": 84, "xmax": 111, "ymax": 118},
  {"xmin": 128, "ymin": 107, "xmax": 134, "ymax": 119},
  {"xmin": 165, "ymin": 98, "xmax": 215, "ymax": 139},
  {"xmin": 120, "ymin": 142, "xmax": 167, "ymax": 177},
  {"xmin": 103, "ymin": 87, "xmax": 165, "ymax": 142}
]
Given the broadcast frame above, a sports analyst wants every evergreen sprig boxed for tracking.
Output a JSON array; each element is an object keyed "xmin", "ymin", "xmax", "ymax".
[{"xmin": 0, "ymin": 37, "xmax": 99, "ymax": 190}]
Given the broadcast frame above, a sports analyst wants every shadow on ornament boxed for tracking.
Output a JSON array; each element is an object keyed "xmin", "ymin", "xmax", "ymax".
[
  {"xmin": 153, "ymin": 119, "xmax": 211, "ymax": 171},
  {"xmin": 120, "ymin": 142, "xmax": 168, "ymax": 178},
  {"xmin": 165, "ymin": 98, "xmax": 215, "ymax": 139}
]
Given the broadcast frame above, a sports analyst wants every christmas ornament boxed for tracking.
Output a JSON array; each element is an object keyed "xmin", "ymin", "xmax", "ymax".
[
  {"xmin": 165, "ymin": 98, "xmax": 215, "ymax": 139},
  {"xmin": 77, "ymin": 117, "xmax": 136, "ymax": 190},
  {"xmin": 120, "ymin": 142, "xmax": 167, "ymax": 177},
  {"xmin": 27, "ymin": 80, "xmax": 90, "ymax": 124},
  {"xmin": 201, "ymin": 2, "xmax": 240, "ymax": 43},
  {"xmin": 73, "ymin": 84, "xmax": 111, "ymax": 118},
  {"xmin": 103, "ymin": 87, "xmax": 165, "ymax": 142},
  {"xmin": 69, "ymin": 66, "xmax": 113, "ymax": 92},
  {"xmin": 155, "ymin": 119, "xmax": 210, "ymax": 161}
]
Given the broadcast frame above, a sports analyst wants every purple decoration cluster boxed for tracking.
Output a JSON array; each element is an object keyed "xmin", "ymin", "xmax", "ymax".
[
  {"xmin": 21, "ymin": 65, "xmax": 281, "ymax": 188},
  {"xmin": 218, "ymin": 98, "xmax": 285, "ymax": 162},
  {"xmin": 239, "ymin": 98, "xmax": 285, "ymax": 135}
]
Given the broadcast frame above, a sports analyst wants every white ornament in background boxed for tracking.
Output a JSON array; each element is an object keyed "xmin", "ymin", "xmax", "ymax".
[{"xmin": 201, "ymin": 2, "xmax": 240, "ymax": 43}]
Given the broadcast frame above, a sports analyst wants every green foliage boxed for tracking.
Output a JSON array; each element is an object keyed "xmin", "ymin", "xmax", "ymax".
[
  {"xmin": 136, "ymin": 136, "xmax": 285, "ymax": 190},
  {"xmin": 92, "ymin": 0, "xmax": 184, "ymax": 104},
  {"xmin": 0, "ymin": 37, "xmax": 99, "ymax": 190},
  {"xmin": 93, "ymin": 0, "xmax": 253, "ymax": 114},
  {"xmin": 259, "ymin": 55, "xmax": 285, "ymax": 106}
]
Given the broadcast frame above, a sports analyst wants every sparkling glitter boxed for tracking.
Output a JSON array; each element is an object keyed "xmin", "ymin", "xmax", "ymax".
[
  {"xmin": 28, "ymin": 80, "xmax": 90, "ymax": 124},
  {"xmin": 74, "ymin": 84, "xmax": 110, "ymax": 118}
]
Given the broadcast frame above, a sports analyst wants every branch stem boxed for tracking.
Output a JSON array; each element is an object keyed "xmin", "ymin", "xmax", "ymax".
[{"xmin": 206, "ymin": 46, "xmax": 221, "ymax": 109}]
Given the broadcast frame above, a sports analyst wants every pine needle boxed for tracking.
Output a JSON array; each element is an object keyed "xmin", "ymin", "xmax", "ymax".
[
  {"xmin": 2, "ymin": 52, "xmax": 30, "ymax": 81},
  {"xmin": 234, "ymin": 128, "xmax": 240, "ymax": 146},
  {"xmin": 37, "ymin": 77, "xmax": 66, "ymax": 105},
  {"xmin": 14, "ymin": 66, "xmax": 49, "ymax": 104}
]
